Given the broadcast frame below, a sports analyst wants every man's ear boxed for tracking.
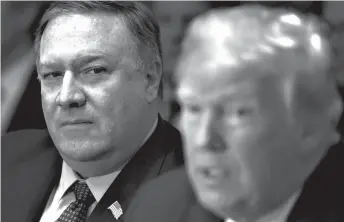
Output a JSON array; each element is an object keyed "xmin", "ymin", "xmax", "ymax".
[{"xmin": 144, "ymin": 60, "xmax": 162, "ymax": 103}]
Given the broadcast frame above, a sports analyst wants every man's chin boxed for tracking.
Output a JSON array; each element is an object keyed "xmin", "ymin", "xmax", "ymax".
[
  {"xmin": 57, "ymin": 140, "xmax": 111, "ymax": 162},
  {"xmin": 197, "ymin": 188, "xmax": 248, "ymax": 220}
]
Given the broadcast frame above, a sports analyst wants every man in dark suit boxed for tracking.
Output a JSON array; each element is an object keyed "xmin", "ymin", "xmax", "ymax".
[
  {"xmin": 125, "ymin": 5, "xmax": 344, "ymax": 222},
  {"xmin": 2, "ymin": 2, "xmax": 183, "ymax": 222}
]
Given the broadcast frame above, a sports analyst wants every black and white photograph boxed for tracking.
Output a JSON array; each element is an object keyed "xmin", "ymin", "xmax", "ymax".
[{"xmin": 2, "ymin": 1, "xmax": 344, "ymax": 222}]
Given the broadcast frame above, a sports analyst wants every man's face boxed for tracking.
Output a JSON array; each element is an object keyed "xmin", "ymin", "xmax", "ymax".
[
  {"xmin": 38, "ymin": 13, "xmax": 149, "ymax": 166},
  {"xmin": 178, "ymin": 60, "xmax": 305, "ymax": 219}
]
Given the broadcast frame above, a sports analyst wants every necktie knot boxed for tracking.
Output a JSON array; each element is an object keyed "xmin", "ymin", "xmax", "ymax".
[
  {"xmin": 73, "ymin": 181, "xmax": 95, "ymax": 206},
  {"xmin": 57, "ymin": 181, "xmax": 95, "ymax": 222}
]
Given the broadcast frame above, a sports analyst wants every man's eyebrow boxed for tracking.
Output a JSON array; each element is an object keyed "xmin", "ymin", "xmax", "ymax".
[
  {"xmin": 72, "ymin": 54, "xmax": 109, "ymax": 67},
  {"xmin": 177, "ymin": 85, "xmax": 255, "ymax": 104},
  {"xmin": 38, "ymin": 51, "xmax": 112, "ymax": 68}
]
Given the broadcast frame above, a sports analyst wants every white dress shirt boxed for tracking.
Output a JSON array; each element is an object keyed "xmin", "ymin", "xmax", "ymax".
[
  {"xmin": 225, "ymin": 190, "xmax": 301, "ymax": 222},
  {"xmin": 40, "ymin": 117, "xmax": 158, "ymax": 222}
]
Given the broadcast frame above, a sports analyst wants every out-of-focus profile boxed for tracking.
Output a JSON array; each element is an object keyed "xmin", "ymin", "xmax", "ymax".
[
  {"xmin": 125, "ymin": 4, "xmax": 344, "ymax": 222},
  {"xmin": 2, "ymin": 2, "xmax": 183, "ymax": 222}
]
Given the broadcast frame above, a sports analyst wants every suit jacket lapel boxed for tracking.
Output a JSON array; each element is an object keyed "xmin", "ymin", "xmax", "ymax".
[
  {"xmin": 3, "ymin": 133, "xmax": 62, "ymax": 222},
  {"xmin": 87, "ymin": 117, "xmax": 177, "ymax": 222}
]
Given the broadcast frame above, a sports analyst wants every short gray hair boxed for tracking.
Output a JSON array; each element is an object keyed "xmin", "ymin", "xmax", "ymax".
[{"xmin": 34, "ymin": 1, "xmax": 163, "ymax": 97}]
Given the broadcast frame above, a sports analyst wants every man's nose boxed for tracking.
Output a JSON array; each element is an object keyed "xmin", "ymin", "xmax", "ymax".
[
  {"xmin": 56, "ymin": 71, "xmax": 86, "ymax": 109},
  {"xmin": 194, "ymin": 111, "xmax": 226, "ymax": 152}
]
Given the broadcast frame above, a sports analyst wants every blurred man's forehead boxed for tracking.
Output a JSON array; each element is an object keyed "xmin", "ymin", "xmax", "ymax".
[
  {"xmin": 177, "ymin": 65, "xmax": 280, "ymax": 104},
  {"xmin": 178, "ymin": 79, "xmax": 256, "ymax": 103}
]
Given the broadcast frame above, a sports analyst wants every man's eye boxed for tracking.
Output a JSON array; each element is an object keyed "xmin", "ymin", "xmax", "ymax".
[
  {"xmin": 84, "ymin": 67, "xmax": 107, "ymax": 75},
  {"xmin": 236, "ymin": 107, "xmax": 254, "ymax": 117},
  {"xmin": 42, "ymin": 72, "xmax": 63, "ymax": 80},
  {"xmin": 185, "ymin": 104, "xmax": 202, "ymax": 114}
]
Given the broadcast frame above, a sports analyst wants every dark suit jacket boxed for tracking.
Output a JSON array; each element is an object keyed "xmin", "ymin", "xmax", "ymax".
[
  {"xmin": 2, "ymin": 116, "xmax": 184, "ymax": 222},
  {"xmin": 125, "ymin": 142, "xmax": 344, "ymax": 222}
]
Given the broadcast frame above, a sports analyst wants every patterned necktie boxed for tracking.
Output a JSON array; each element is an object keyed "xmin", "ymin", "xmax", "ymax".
[{"xmin": 57, "ymin": 181, "xmax": 95, "ymax": 222}]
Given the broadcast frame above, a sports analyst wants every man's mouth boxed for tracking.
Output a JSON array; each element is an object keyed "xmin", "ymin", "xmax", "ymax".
[
  {"xmin": 60, "ymin": 119, "xmax": 93, "ymax": 127},
  {"xmin": 196, "ymin": 164, "xmax": 230, "ymax": 188},
  {"xmin": 203, "ymin": 167, "xmax": 227, "ymax": 178}
]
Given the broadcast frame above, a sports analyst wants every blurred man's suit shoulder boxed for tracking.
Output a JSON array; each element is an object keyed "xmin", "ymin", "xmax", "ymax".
[
  {"xmin": 125, "ymin": 142, "xmax": 344, "ymax": 222},
  {"xmin": 125, "ymin": 167, "xmax": 222, "ymax": 222},
  {"xmin": 2, "ymin": 117, "xmax": 184, "ymax": 222}
]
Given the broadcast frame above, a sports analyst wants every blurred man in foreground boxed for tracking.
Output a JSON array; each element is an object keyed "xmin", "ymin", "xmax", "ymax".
[
  {"xmin": 125, "ymin": 5, "xmax": 344, "ymax": 222},
  {"xmin": 2, "ymin": 2, "xmax": 183, "ymax": 222}
]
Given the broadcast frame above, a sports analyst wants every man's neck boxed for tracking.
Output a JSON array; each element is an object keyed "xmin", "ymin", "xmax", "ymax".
[
  {"xmin": 226, "ymin": 190, "xmax": 302, "ymax": 222},
  {"xmin": 256, "ymin": 190, "xmax": 301, "ymax": 222}
]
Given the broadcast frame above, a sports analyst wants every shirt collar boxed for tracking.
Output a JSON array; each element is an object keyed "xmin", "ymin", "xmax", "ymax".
[
  {"xmin": 226, "ymin": 190, "xmax": 301, "ymax": 222},
  {"xmin": 58, "ymin": 161, "xmax": 122, "ymax": 202},
  {"xmin": 56, "ymin": 116, "xmax": 159, "ymax": 202}
]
